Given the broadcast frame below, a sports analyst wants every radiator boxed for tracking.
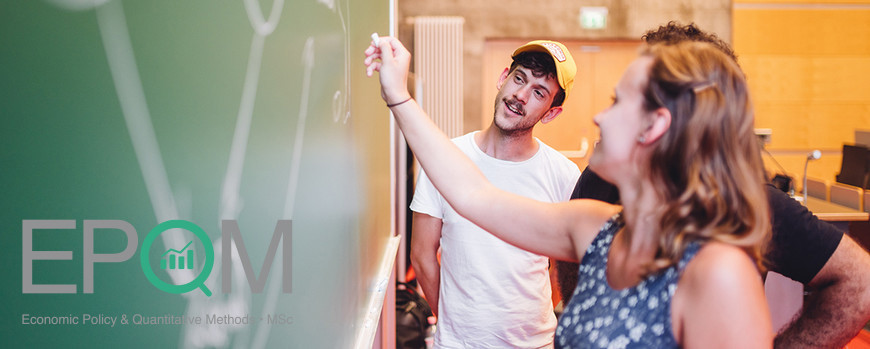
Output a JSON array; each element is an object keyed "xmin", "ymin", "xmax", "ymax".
[{"xmin": 413, "ymin": 16, "xmax": 465, "ymax": 138}]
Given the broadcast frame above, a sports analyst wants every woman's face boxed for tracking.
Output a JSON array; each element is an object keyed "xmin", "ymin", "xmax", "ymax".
[{"xmin": 588, "ymin": 56, "xmax": 655, "ymax": 184}]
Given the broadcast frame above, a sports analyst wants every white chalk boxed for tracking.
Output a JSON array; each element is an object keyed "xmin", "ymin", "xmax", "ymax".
[{"xmin": 371, "ymin": 32, "xmax": 380, "ymax": 46}]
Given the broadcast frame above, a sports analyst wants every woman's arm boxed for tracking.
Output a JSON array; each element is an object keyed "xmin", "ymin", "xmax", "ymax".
[
  {"xmin": 673, "ymin": 242, "xmax": 773, "ymax": 348},
  {"xmin": 364, "ymin": 37, "xmax": 612, "ymax": 261}
]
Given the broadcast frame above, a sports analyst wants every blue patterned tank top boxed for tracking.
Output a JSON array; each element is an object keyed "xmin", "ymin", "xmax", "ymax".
[{"xmin": 555, "ymin": 213, "xmax": 701, "ymax": 349}]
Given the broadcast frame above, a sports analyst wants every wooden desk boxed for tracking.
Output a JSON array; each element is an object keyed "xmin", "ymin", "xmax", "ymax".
[
  {"xmin": 804, "ymin": 197, "xmax": 869, "ymax": 236},
  {"xmin": 804, "ymin": 197, "xmax": 869, "ymax": 222}
]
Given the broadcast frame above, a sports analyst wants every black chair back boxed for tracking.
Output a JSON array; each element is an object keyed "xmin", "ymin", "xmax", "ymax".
[{"xmin": 836, "ymin": 144, "xmax": 870, "ymax": 189}]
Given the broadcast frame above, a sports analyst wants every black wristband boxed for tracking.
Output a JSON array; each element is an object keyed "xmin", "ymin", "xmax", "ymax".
[{"xmin": 387, "ymin": 97, "xmax": 412, "ymax": 108}]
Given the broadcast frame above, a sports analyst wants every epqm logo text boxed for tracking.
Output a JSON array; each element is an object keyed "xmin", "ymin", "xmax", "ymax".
[{"xmin": 22, "ymin": 220, "xmax": 292, "ymax": 297}]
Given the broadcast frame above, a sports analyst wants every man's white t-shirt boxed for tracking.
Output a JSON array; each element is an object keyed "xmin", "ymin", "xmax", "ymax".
[{"xmin": 410, "ymin": 131, "xmax": 581, "ymax": 349}]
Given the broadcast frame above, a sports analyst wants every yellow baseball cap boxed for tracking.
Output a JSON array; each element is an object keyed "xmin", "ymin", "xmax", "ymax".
[{"xmin": 512, "ymin": 40, "xmax": 577, "ymax": 97}]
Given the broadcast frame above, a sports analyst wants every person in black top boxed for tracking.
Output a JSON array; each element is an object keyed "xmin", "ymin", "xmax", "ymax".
[
  {"xmin": 561, "ymin": 170, "xmax": 843, "ymax": 285},
  {"xmin": 556, "ymin": 23, "xmax": 870, "ymax": 348}
]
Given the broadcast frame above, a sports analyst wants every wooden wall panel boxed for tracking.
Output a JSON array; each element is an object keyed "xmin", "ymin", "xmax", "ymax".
[
  {"xmin": 735, "ymin": 5, "xmax": 870, "ymax": 182},
  {"xmin": 737, "ymin": 0, "xmax": 870, "ymax": 5},
  {"xmin": 733, "ymin": 9, "xmax": 870, "ymax": 56},
  {"xmin": 753, "ymin": 102, "xmax": 811, "ymax": 148},
  {"xmin": 741, "ymin": 56, "xmax": 811, "ymax": 101}
]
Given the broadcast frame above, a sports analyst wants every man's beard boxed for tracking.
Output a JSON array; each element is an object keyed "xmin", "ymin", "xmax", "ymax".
[{"xmin": 493, "ymin": 97, "xmax": 536, "ymax": 136}]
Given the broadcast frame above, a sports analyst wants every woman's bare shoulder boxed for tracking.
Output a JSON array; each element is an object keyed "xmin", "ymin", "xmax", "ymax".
[
  {"xmin": 672, "ymin": 241, "xmax": 772, "ymax": 347},
  {"xmin": 681, "ymin": 241, "xmax": 761, "ymax": 293},
  {"xmin": 558, "ymin": 199, "xmax": 622, "ymax": 257}
]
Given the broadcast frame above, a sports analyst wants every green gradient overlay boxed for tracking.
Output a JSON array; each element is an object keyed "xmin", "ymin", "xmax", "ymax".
[{"xmin": 1, "ymin": 0, "xmax": 391, "ymax": 347}]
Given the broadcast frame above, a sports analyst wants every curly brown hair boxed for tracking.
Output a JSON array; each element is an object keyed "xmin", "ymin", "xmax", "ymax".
[{"xmin": 643, "ymin": 21, "xmax": 738, "ymax": 64}]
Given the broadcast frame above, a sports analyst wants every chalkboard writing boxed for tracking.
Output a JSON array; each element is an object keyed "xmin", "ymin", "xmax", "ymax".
[{"xmin": 1, "ymin": 0, "xmax": 391, "ymax": 347}]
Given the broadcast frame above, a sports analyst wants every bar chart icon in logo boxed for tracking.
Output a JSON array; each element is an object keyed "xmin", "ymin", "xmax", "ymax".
[{"xmin": 161, "ymin": 241, "xmax": 194, "ymax": 270}]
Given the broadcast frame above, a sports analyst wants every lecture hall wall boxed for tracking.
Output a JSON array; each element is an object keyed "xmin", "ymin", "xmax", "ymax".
[
  {"xmin": 734, "ymin": 0, "xmax": 870, "ymax": 185},
  {"xmin": 398, "ymin": 0, "xmax": 870, "ymax": 186}
]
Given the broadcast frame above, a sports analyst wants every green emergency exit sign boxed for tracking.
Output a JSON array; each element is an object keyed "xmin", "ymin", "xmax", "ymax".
[{"xmin": 580, "ymin": 7, "xmax": 608, "ymax": 29}]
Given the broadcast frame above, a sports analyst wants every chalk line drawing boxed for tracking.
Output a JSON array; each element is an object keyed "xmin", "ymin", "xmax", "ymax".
[
  {"xmin": 45, "ymin": 0, "xmax": 110, "ymax": 11},
  {"xmin": 219, "ymin": 0, "xmax": 285, "ymax": 227},
  {"xmin": 246, "ymin": 35, "xmax": 315, "ymax": 349},
  {"xmin": 242, "ymin": 0, "xmax": 284, "ymax": 36},
  {"xmin": 282, "ymin": 37, "xmax": 315, "ymax": 220},
  {"xmin": 324, "ymin": 0, "xmax": 352, "ymax": 124},
  {"xmin": 46, "ymin": 0, "xmax": 351, "ymax": 346},
  {"xmin": 92, "ymin": 0, "xmax": 196, "ymax": 285},
  {"xmin": 182, "ymin": 0, "xmax": 289, "ymax": 346}
]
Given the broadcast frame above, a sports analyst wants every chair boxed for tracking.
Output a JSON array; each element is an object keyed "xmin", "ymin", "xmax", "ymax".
[
  {"xmin": 830, "ymin": 182, "xmax": 863, "ymax": 211},
  {"xmin": 804, "ymin": 177, "xmax": 828, "ymax": 200},
  {"xmin": 851, "ymin": 181, "xmax": 870, "ymax": 253},
  {"xmin": 836, "ymin": 144, "xmax": 870, "ymax": 189}
]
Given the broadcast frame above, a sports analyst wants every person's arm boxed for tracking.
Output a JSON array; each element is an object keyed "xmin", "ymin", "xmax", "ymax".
[
  {"xmin": 774, "ymin": 235, "xmax": 870, "ymax": 348},
  {"xmin": 763, "ymin": 185, "xmax": 870, "ymax": 347},
  {"xmin": 410, "ymin": 212, "xmax": 443, "ymax": 317},
  {"xmin": 365, "ymin": 36, "xmax": 611, "ymax": 261},
  {"xmin": 558, "ymin": 168, "xmax": 623, "ymax": 303},
  {"xmin": 675, "ymin": 242, "xmax": 773, "ymax": 348}
]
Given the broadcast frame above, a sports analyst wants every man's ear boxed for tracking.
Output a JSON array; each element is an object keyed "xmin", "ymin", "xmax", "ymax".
[
  {"xmin": 540, "ymin": 106, "xmax": 563, "ymax": 124},
  {"xmin": 496, "ymin": 67, "xmax": 510, "ymax": 90},
  {"xmin": 640, "ymin": 107, "xmax": 672, "ymax": 144}
]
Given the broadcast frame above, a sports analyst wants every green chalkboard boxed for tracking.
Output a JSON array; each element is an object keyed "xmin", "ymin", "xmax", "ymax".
[{"xmin": 1, "ymin": 0, "xmax": 391, "ymax": 347}]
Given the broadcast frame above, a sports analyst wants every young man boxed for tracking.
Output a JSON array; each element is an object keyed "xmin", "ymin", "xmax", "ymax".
[
  {"xmin": 556, "ymin": 22, "xmax": 870, "ymax": 349},
  {"xmin": 410, "ymin": 41, "xmax": 581, "ymax": 348}
]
